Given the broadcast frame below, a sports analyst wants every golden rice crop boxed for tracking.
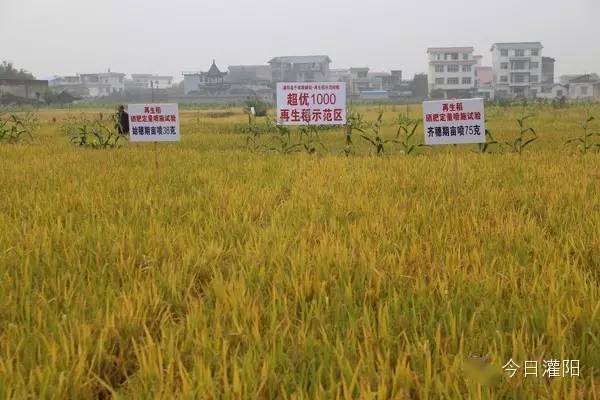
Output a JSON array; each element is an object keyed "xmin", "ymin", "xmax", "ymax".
[{"xmin": 0, "ymin": 103, "xmax": 598, "ymax": 399}]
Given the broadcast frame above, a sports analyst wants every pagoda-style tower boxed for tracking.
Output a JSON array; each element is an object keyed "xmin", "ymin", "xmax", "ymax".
[{"xmin": 206, "ymin": 60, "xmax": 225, "ymax": 85}]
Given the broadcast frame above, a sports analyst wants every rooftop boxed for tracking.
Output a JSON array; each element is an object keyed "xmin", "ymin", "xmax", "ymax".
[
  {"xmin": 568, "ymin": 74, "xmax": 600, "ymax": 84},
  {"xmin": 491, "ymin": 42, "xmax": 543, "ymax": 50},
  {"xmin": 131, "ymin": 74, "xmax": 173, "ymax": 79},
  {"xmin": 207, "ymin": 60, "xmax": 223, "ymax": 76},
  {"xmin": 427, "ymin": 47, "xmax": 474, "ymax": 53},
  {"xmin": 80, "ymin": 72, "xmax": 126, "ymax": 77},
  {"xmin": 228, "ymin": 65, "xmax": 270, "ymax": 70},
  {"xmin": 0, "ymin": 78, "xmax": 48, "ymax": 85},
  {"xmin": 268, "ymin": 55, "xmax": 331, "ymax": 64}
]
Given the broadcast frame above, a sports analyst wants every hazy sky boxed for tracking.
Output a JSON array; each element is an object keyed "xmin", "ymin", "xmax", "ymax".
[{"xmin": 2, "ymin": 0, "xmax": 599, "ymax": 81}]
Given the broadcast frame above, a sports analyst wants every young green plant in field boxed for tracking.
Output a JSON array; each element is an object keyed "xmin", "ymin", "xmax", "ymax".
[
  {"xmin": 476, "ymin": 122, "xmax": 499, "ymax": 154},
  {"xmin": 476, "ymin": 130, "xmax": 498, "ymax": 154},
  {"xmin": 242, "ymin": 110, "xmax": 263, "ymax": 151},
  {"xmin": 0, "ymin": 113, "xmax": 38, "ymax": 144},
  {"xmin": 63, "ymin": 113, "xmax": 123, "ymax": 149},
  {"xmin": 392, "ymin": 114, "xmax": 429, "ymax": 155},
  {"xmin": 360, "ymin": 112, "xmax": 392, "ymax": 155},
  {"xmin": 265, "ymin": 118, "xmax": 303, "ymax": 154},
  {"xmin": 565, "ymin": 110, "xmax": 600, "ymax": 153},
  {"xmin": 505, "ymin": 114, "xmax": 537, "ymax": 155},
  {"xmin": 298, "ymin": 124, "xmax": 327, "ymax": 154},
  {"xmin": 343, "ymin": 110, "xmax": 366, "ymax": 156}
]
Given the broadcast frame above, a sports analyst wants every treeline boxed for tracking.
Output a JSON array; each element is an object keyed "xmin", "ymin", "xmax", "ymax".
[{"xmin": 0, "ymin": 61, "xmax": 35, "ymax": 80}]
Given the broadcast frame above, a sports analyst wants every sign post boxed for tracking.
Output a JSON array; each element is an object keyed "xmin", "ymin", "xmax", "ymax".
[
  {"xmin": 128, "ymin": 103, "xmax": 180, "ymax": 177},
  {"xmin": 276, "ymin": 82, "xmax": 347, "ymax": 125},
  {"xmin": 422, "ymin": 98, "xmax": 486, "ymax": 193}
]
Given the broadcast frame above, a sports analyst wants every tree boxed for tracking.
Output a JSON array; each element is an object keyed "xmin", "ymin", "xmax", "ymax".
[{"xmin": 0, "ymin": 61, "xmax": 36, "ymax": 80}]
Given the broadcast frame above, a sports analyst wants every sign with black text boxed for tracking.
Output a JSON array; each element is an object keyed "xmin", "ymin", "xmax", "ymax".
[
  {"xmin": 276, "ymin": 82, "xmax": 346, "ymax": 126},
  {"xmin": 423, "ymin": 98, "xmax": 485, "ymax": 145},
  {"xmin": 128, "ymin": 103, "xmax": 180, "ymax": 142}
]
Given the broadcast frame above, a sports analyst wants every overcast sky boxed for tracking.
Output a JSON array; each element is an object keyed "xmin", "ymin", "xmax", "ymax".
[{"xmin": 1, "ymin": 0, "xmax": 599, "ymax": 81}]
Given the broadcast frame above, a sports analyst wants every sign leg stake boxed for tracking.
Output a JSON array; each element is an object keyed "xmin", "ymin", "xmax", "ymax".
[
  {"xmin": 453, "ymin": 144, "xmax": 459, "ymax": 196},
  {"xmin": 154, "ymin": 141, "xmax": 159, "ymax": 179}
]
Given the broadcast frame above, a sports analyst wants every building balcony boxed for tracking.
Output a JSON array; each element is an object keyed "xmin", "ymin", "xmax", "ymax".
[
  {"xmin": 509, "ymin": 81, "xmax": 531, "ymax": 86},
  {"xmin": 429, "ymin": 60, "xmax": 478, "ymax": 66},
  {"xmin": 509, "ymin": 56, "xmax": 531, "ymax": 61},
  {"xmin": 432, "ymin": 84, "xmax": 475, "ymax": 90}
]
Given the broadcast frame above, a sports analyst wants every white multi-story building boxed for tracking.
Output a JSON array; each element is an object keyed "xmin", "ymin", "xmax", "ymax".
[
  {"xmin": 129, "ymin": 74, "xmax": 173, "ymax": 89},
  {"xmin": 79, "ymin": 72, "xmax": 125, "ymax": 97},
  {"xmin": 427, "ymin": 47, "xmax": 478, "ymax": 98},
  {"xmin": 49, "ymin": 72, "xmax": 125, "ymax": 98},
  {"xmin": 268, "ymin": 55, "xmax": 331, "ymax": 83},
  {"xmin": 491, "ymin": 42, "xmax": 543, "ymax": 98}
]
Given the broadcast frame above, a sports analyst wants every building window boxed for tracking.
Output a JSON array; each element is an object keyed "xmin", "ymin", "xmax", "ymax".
[
  {"xmin": 512, "ymin": 61, "xmax": 526, "ymax": 70},
  {"xmin": 530, "ymin": 75, "xmax": 538, "ymax": 83},
  {"xmin": 436, "ymin": 54, "xmax": 441, "ymax": 60},
  {"xmin": 462, "ymin": 77, "xmax": 472, "ymax": 85},
  {"xmin": 530, "ymin": 62, "xmax": 539, "ymax": 69},
  {"xmin": 435, "ymin": 65, "xmax": 444, "ymax": 73},
  {"xmin": 581, "ymin": 87, "xmax": 589, "ymax": 95},
  {"xmin": 556, "ymin": 90, "xmax": 563, "ymax": 97},
  {"xmin": 447, "ymin": 64, "xmax": 459, "ymax": 72},
  {"xmin": 515, "ymin": 49, "xmax": 525, "ymax": 57},
  {"xmin": 513, "ymin": 74, "xmax": 527, "ymax": 83},
  {"xmin": 500, "ymin": 76, "xmax": 508, "ymax": 83},
  {"xmin": 501, "ymin": 62, "xmax": 509, "ymax": 70},
  {"xmin": 462, "ymin": 65, "xmax": 472, "ymax": 72},
  {"xmin": 501, "ymin": 49, "xmax": 509, "ymax": 57},
  {"xmin": 463, "ymin": 53, "xmax": 469, "ymax": 60},
  {"xmin": 447, "ymin": 77, "xmax": 459, "ymax": 85},
  {"xmin": 531, "ymin": 49, "xmax": 539, "ymax": 56},
  {"xmin": 435, "ymin": 78, "xmax": 445, "ymax": 85}
]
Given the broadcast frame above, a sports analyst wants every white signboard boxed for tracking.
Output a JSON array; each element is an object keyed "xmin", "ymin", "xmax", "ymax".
[
  {"xmin": 128, "ymin": 103, "xmax": 180, "ymax": 142},
  {"xmin": 276, "ymin": 82, "xmax": 346, "ymax": 125},
  {"xmin": 423, "ymin": 98, "xmax": 485, "ymax": 145}
]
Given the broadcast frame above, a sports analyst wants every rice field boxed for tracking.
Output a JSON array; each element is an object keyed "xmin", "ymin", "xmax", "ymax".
[{"xmin": 0, "ymin": 103, "xmax": 598, "ymax": 399}]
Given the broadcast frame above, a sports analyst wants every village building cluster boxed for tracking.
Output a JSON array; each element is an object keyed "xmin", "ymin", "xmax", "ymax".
[
  {"xmin": 427, "ymin": 42, "xmax": 599, "ymax": 100},
  {"xmin": 1, "ymin": 41, "xmax": 599, "ymax": 104}
]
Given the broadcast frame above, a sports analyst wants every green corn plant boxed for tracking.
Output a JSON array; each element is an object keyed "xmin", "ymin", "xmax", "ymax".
[
  {"xmin": 476, "ymin": 129, "xmax": 498, "ymax": 153},
  {"xmin": 505, "ymin": 114, "xmax": 537, "ymax": 155},
  {"xmin": 265, "ymin": 118, "xmax": 302, "ymax": 154},
  {"xmin": 63, "ymin": 114, "xmax": 122, "ymax": 149},
  {"xmin": 243, "ymin": 112, "xmax": 263, "ymax": 151},
  {"xmin": 393, "ymin": 114, "xmax": 429, "ymax": 155},
  {"xmin": 298, "ymin": 124, "xmax": 327, "ymax": 154},
  {"xmin": 476, "ymin": 122, "xmax": 499, "ymax": 154},
  {"xmin": 0, "ymin": 113, "xmax": 38, "ymax": 144},
  {"xmin": 342, "ymin": 110, "xmax": 366, "ymax": 156},
  {"xmin": 360, "ymin": 112, "xmax": 391, "ymax": 155},
  {"xmin": 565, "ymin": 110, "xmax": 600, "ymax": 153}
]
